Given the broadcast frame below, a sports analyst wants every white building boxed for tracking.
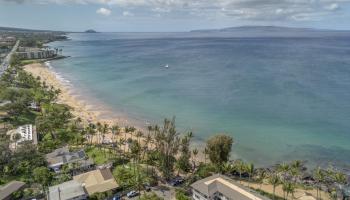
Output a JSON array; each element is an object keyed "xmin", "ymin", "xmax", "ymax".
[
  {"xmin": 16, "ymin": 47, "xmax": 56, "ymax": 60},
  {"xmin": 191, "ymin": 174, "xmax": 270, "ymax": 200},
  {"xmin": 7, "ymin": 124, "xmax": 37, "ymax": 150}
]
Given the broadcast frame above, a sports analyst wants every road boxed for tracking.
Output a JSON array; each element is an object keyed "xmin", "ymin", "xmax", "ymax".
[{"xmin": 0, "ymin": 40, "xmax": 20, "ymax": 76}]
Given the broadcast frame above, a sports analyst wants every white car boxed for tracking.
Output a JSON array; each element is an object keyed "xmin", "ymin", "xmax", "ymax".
[{"xmin": 126, "ymin": 191, "xmax": 139, "ymax": 198}]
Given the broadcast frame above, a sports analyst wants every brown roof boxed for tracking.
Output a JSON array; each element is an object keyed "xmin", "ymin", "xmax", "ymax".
[
  {"xmin": 73, "ymin": 169, "xmax": 119, "ymax": 195},
  {"xmin": 0, "ymin": 181, "xmax": 26, "ymax": 200}
]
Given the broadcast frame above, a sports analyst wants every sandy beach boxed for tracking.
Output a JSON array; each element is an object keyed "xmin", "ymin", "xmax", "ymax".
[
  {"xmin": 23, "ymin": 62, "xmax": 140, "ymax": 143},
  {"xmin": 24, "ymin": 63, "xmax": 124, "ymax": 125}
]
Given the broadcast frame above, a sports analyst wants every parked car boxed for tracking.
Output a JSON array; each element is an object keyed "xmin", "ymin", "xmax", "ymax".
[
  {"xmin": 144, "ymin": 183, "xmax": 151, "ymax": 192},
  {"xmin": 112, "ymin": 194, "xmax": 121, "ymax": 200},
  {"xmin": 127, "ymin": 191, "xmax": 140, "ymax": 198},
  {"xmin": 168, "ymin": 176, "xmax": 185, "ymax": 186}
]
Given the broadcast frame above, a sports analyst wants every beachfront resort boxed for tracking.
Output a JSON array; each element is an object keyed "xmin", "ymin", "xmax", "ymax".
[{"xmin": 1, "ymin": 30, "xmax": 350, "ymax": 200}]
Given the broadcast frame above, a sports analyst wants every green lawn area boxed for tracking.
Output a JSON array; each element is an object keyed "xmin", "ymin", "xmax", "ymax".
[
  {"xmin": 20, "ymin": 60, "xmax": 39, "ymax": 66},
  {"xmin": 85, "ymin": 146, "xmax": 116, "ymax": 165}
]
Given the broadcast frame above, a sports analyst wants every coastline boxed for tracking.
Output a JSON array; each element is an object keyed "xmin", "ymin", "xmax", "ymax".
[
  {"xmin": 24, "ymin": 62, "xmax": 109, "ymax": 125},
  {"xmin": 23, "ymin": 62, "xmax": 206, "ymax": 160},
  {"xmin": 23, "ymin": 62, "xmax": 145, "ymax": 145}
]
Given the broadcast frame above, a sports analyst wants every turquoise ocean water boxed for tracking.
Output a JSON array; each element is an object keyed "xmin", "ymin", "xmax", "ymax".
[{"xmin": 49, "ymin": 32, "xmax": 350, "ymax": 168}]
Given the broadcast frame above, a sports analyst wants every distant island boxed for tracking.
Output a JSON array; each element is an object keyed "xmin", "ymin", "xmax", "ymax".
[
  {"xmin": 85, "ymin": 29, "xmax": 98, "ymax": 33},
  {"xmin": 190, "ymin": 25, "xmax": 350, "ymax": 37}
]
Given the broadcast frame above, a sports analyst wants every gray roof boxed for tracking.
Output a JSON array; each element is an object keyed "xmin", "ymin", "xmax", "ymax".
[
  {"xmin": 0, "ymin": 181, "xmax": 26, "ymax": 200},
  {"xmin": 191, "ymin": 174, "xmax": 270, "ymax": 200},
  {"xmin": 48, "ymin": 180, "xmax": 87, "ymax": 200},
  {"xmin": 46, "ymin": 146, "xmax": 88, "ymax": 167}
]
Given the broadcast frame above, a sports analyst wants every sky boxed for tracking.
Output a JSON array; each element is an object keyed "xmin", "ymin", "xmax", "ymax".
[{"xmin": 1, "ymin": 0, "xmax": 350, "ymax": 32}]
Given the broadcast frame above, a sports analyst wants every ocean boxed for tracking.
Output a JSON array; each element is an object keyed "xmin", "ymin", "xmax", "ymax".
[{"xmin": 49, "ymin": 32, "xmax": 350, "ymax": 168}]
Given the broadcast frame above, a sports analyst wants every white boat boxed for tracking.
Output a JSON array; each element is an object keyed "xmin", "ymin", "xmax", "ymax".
[{"xmin": 164, "ymin": 64, "xmax": 169, "ymax": 68}]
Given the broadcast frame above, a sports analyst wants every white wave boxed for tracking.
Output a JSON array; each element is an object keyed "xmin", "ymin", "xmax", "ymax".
[{"xmin": 45, "ymin": 61, "xmax": 71, "ymax": 85}]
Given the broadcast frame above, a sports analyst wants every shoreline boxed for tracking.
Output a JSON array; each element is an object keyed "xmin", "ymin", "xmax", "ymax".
[
  {"xmin": 24, "ymin": 62, "xmax": 132, "ymax": 127},
  {"xmin": 23, "ymin": 62, "xmax": 207, "ymax": 161}
]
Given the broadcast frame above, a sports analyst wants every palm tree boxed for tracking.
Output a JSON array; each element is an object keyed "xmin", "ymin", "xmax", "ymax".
[
  {"xmin": 257, "ymin": 169, "xmax": 267, "ymax": 189},
  {"xmin": 192, "ymin": 148, "xmax": 198, "ymax": 171},
  {"xmin": 277, "ymin": 162, "xmax": 290, "ymax": 182},
  {"xmin": 147, "ymin": 125, "xmax": 152, "ymax": 135},
  {"xmin": 203, "ymin": 147, "xmax": 208, "ymax": 164},
  {"xmin": 143, "ymin": 133, "xmax": 152, "ymax": 176},
  {"xmin": 143, "ymin": 133, "xmax": 152, "ymax": 161},
  {"xmin": 101, "ymin": 123, "xmax": 109, "ymax": 155},
  {"xmin": 96, "ymin": 122, "xmax": 102, "ymax": 146},
  {"xmin": 235, "ymin": 160, "xmax": 246, "ymax": 183},
  {"xmin": 86, "ymin": 123, "xmax": 96, "ymax": 145},
  {"xmin": 119, "ymin": 138, "xmax": 126, "ymax": 162},
  {"xmin": 269, "ymin": 174, "xmax": 280, "ymax": 200},
  {"xmin": 282, "ymin": 181, "xmax": 295, "ymax": 200},
  {"xmin": 110, "ymin": 124, "xmax": 120, "ymax": 142},
  {"xmin": 246, "ymin": 163, "xmax": 254, "ymax": 187},
  {"xmin": 314, "ymin": 167, "xmax": 325, "ymax": 200}
]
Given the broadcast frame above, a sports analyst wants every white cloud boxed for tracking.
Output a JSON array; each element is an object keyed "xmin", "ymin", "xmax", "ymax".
[
  {"xmin": 2, "ymin": 0, "xmax": 350, "ymax": 21},
  {"xmin": 96, "ymin": 7, "xmax": 111, "ymax": 16},
  {"xmin": 325, "ymin": 3, "xmax": 339, "ymax": 11},
  {"xmin": 122, "ymin": 11, "xmax": 134, "ymax": 16}
]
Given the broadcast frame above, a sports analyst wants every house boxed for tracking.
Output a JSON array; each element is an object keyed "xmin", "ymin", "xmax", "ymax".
[
  {"xmin": 191, "ymin": 174, "xmax": 270, "ymax": 200},
  {"xmin": 0, "ymin": 181, "xmax": 26, "ymax": 200},
  {"xmin": 73, "ymin": 168, "xmax": 119, "ymax": 195},
  {"xmin": 45, "ymin": 146, "xmax": 94, "ymax": 173},
  {"xmin": 48, "ymin": 180, "xmax": 88, "ymax": 200},
  {"xmin": 16, "ymin": 47, "xmax": 56, "ymax": 60},
  {"xmin": 0, "ymin": 36, "xmax": 16, "ymax": 46},
  {"xmin": 6, "ymin": 124, "xmax": 37, "ymax": 150}
]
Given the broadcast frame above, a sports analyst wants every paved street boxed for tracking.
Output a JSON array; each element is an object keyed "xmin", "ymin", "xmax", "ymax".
[{"xmin": 0, "ymin": 40, "xmax": 19, "ymax": 76}]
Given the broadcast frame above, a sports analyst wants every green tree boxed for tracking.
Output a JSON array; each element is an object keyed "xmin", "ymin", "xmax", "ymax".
[
  {"xmin": 176, "ymin": 133, "xmax": 192, "ymax": 174},
  {"xmin": 313, "ymin": 167, "xmax": 325, "ymax": 200},
  {"xmin": 33, "ymin": 167, "xmax": 52, "ymax": 190},
  {"xmin": 140, "ymin": 192, "xmax": 163, "ymax": 200},
  {"xmin": 206, "ymin": 134, "xmax": 233, "ymax": 168},
  {"xmin": 156, "ymin": 117, "xmax": 181, "ymax": 180},
  {"xmin": 269, "ymin": 174, "xmax": 280, "ymax": 200},
  {"xmin": 246, "ymin": 163, "xmax": 254, "ymax": 186},
  {"xmin": 175, "ymin": 188, "xmax": 190, "ymax": 200}
]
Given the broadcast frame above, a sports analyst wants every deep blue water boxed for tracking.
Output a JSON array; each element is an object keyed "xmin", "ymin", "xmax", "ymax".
[{"xmin": 49, "ymin": 33, "xmax": 350, "ymax": 168}]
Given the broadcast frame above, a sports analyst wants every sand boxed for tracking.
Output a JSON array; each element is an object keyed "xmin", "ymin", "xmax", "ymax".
[{"xmin": 23, "ymin": 63, "xmax": 137, "ymax": 143}]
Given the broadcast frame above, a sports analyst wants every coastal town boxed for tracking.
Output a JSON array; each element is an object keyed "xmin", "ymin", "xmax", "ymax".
[{"xmin": 0, "ymin": 28, "xmax": 350, "ymax": 200}]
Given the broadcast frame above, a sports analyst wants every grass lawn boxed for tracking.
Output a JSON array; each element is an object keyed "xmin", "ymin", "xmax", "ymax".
[
  {"xmin": 20, "ymin": 60, "xmax": 39, "ymax": 66},
  {"xmin": 85, "ymin": 146, "xmax": 116, "ymax": 165}
]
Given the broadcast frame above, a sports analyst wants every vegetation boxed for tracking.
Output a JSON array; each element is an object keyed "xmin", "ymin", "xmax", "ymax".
[
  {"xmin": 175, "ymin": 188, "xmax": 191, "ymax": 200},
  {"xmin": 140, "ymin": 192, "xmax": 164, "ymax": 200},
  {"xmin": 206, "ymin": 134, "xmax": 233, "ymax": 170}
]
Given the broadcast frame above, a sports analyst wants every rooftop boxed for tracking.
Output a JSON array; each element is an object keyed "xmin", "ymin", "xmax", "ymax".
[
  {"xmin": 191, "ymin": 174, "xmax": 271, "ymax": 200},
  {"xmin": 73, "ymin": 168, "xmax": 119, "ymax": 195},
  {"xmin": 48, "ymin": 180, "xmax": 87, "ymax": 200},
  {"xmin": 45, "ymin": 146, "xmax": 90, "ymax": 168},
  {"xmin": 0, "ymin": 181, "xmax": 26, "ymax": 200}
]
